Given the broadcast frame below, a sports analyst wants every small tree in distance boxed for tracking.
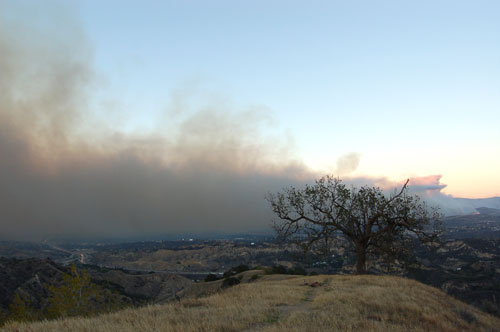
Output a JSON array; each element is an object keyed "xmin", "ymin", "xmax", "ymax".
[
  {"xmin": 267, "ymin": 176, "xmax": 443, "ymax": 274},
  {"xmin": 46, "ymin": 264, "xmax": 123, "ymax": 319}
]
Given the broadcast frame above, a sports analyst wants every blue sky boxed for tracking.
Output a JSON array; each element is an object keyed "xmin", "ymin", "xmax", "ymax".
[{"xmin": 5, "ymin": 0, "xmax": 500, "ymax": 197}]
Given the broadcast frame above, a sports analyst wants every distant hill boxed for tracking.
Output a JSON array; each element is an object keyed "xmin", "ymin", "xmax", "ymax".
[
  {"xmin": 89, "ymin": 269, "xmax": 192, "ymax": 304},
  {"xmin": 0, "ymin": 242, "xmax": 72, "ymax": 261},
  {"xmin": 421, "ymin": 196, "xmax": 500, "ymax": 217},
  {"xmin": 454, "ymin": 197, "xmax": 500, "ymax": 213},
  {"xmin": 476, "ymin": 207, "xmax": 500, "ymax": 216},
  {"xmin": 3, "ymin": 274, "xmax": 500, "ymax": 331}
]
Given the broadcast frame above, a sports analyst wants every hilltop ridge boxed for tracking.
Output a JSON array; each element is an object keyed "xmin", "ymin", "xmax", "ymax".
[{"xmin": 3, "ymin": 274, "xmax": 500, "ymax": 332}]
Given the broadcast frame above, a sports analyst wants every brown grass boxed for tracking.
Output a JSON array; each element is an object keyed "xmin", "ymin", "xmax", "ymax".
[
  {"xmin": 3, "ymin": 275, "xmax": 499, "ymax": 332},
  {"xmin": 259, "ymin": 275, "xmax": 500, "ymax": 332}
]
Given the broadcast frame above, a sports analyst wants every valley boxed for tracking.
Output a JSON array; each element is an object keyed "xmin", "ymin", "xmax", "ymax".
[{"xmin": 1, "ymin": 210, "xmax": 500, "ymax": 327}]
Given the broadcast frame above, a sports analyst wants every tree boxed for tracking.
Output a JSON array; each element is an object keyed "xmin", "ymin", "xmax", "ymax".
[
  {"xmin": 267, "ymin": 176, "xmax": 443, "ymax": 274},
  {"xmin": 45, "ymin": 263, "xmax": 122, "ymax": 319},
  {"xmin": 4, "ymin": 264, "xmax": 125, "ymax": 324},
  {"xmin": 8, "ymin": 293, "xmax": 40, "ymax": 322}
]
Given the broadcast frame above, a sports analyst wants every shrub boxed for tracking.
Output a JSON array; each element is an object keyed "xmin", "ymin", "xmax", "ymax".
[
  {"xmin": 45, "ymin": 264, "xmax": 123, "ymax": 319},
  {"xmin": 223, "ymin": 264, "xmax": 250, "ymax": 278},
  {"xmin": 289, "ymin": 266, "xmax": 307, "ymax": 275},
  {"xmin": 204, "ymin": 274, "xmax": 219, "ymax": 282},
  {"xmin": 6, "ymin": 263, "xmax": 125, "ymax": 323},
  {"xmin": 222, "ymin": 277, "xmax": 240, "ymax": 288},
  {"xmin": 271, "ymin": 265, "xmax": 287, "ymax": 274},
  {"xmin": 8, "ymin": 293, "xmax": 40, "ymax": 322}
]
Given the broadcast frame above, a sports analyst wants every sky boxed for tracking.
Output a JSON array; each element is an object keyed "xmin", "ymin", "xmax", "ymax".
[
  {"xmin": 79, "ymin": 0, "xmax": 499, "ymax": 198},
  {"xmin": 0, "ymin": 0, "xmax": 499, "ymax": 239}
]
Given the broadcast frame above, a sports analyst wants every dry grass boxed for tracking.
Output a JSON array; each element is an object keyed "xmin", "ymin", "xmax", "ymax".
[
  {"xmin": 260, "ymin": 275, "xmax": 500, "ymax": 332},
  {"xmin": 3, "ymin": 275, "xmax": 500, "ymax": 332},
  {"xmin": 2, "ymin": 277, "xmax": 306, "ymax": 332}
]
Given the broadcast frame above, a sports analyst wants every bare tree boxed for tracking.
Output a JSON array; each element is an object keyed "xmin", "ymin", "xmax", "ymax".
[{"xmin": 267, "ymin": 176, "xmax": 443, "ymax": 274}]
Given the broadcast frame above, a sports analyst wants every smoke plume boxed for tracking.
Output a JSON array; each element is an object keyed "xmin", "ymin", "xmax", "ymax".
[
  {"xmin": 0, "ymin": 4, "xmax": 494, "ymax": 241},
  {"xmin": 335, "ymin": 153, "xmax": 360, "ymax": 176},
  {"xmin": 0, "ymin": 6, "xmax": 315, "ymax": 240}
]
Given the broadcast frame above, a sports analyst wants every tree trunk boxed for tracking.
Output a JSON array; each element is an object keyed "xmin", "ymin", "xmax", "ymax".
[{"xmin": 355, "ymin": 243, "xmax": 367, "ymax": 274}]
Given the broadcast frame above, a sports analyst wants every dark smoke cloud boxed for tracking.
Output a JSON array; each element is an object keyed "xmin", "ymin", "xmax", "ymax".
[
  {"xmin": 1, "ymin": 4, "xmax": 494, "ymax": 241},
  {"xmin": 0, "ymin": 4, "xmax": 318, "ymax": 240}
]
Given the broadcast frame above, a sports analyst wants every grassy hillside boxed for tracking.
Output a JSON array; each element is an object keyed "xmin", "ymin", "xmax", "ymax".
[{"xmin": 3, "ymin": 274, "xmax": 499, "ymax": 332}]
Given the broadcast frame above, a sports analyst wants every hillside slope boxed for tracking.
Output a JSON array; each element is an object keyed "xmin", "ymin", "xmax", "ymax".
[
  {"xmin": 3, "ymin": 274, "xmax": 500, "ymax": 332},
  {"xmin": 0, "ymin": 257, "xmax": 193, "ymax": 324},
  {"xmin": 0, "ymin": 258, "xmax": 69, "ymax": 320}
]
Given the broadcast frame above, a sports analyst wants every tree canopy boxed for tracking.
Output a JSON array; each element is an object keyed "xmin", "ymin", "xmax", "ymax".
[{"xmin": 267, "ymin": 176, "xmax": 443, "ymax": 274}]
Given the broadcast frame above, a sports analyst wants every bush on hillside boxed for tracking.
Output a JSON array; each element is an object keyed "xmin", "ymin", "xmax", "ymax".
[
  {"xmin": 222, "ymin": 277, "xmax": 240, "ymax": 288},
  {"xmin": 288, "ymin": 266, "xmax": 307, "ymax": 275},
  {"xmin": 204, "ymin": 274, "xmax": 220, "ymax": 282},
  {"xmin": 264, "ymin": 265, "xmax": 307, "ymax": 275},
  {"xmin": 270, "ymin": 265, "xmax": 287, "ymax": 274},
  {"xmin": 6, "ymin": 264, "xmax": 125, "ymax": 323},
  {"xmin": 223, "ymin": 265, "xmax": 250, "ymax": 278}
]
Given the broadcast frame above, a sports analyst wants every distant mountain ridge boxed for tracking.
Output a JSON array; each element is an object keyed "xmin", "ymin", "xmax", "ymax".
[
  {"xmin": 455, "ymin": 197, "xmax": 500, "ymax": 210},
  {"xmin": 436, "ymin": 196, "xmax": 500, "ymax": 216},
  {"xmin": 475, "ymin": 207, "xmax": 500, "ymax": 216}
]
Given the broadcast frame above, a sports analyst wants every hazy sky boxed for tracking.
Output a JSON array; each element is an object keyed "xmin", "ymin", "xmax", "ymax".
[
  {"xmin": 76, "ymin": 0, "xmax": 500, "ymax": 198},
  {"xmin": 0, "ymin": 1, "xmax": 499, "ymax": 239}
]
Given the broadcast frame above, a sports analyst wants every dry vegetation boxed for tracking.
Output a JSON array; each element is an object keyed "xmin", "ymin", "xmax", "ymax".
[
  {"xmin": 90, "ymin": 244, "xmax": 289, "ymax": 272},
  {"xmin": 3, "ymin": 274, "xmax": 500, "ymax": 332}
]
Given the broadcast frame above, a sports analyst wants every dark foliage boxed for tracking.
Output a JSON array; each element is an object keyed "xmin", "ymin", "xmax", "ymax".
[
  {"xmin": 222, "ymin": 277, "xmax": 241, "ymax": 288},
  {"xmin": 250, "ymin": 274, "xmax": 259, "ymax": 281},
  {"xmin": 223, "ymin": 264, "xmax": 250, "ymax": 278},
  {"xmin": 288, "ymin": 266, "xmax": 307, "ymax": 275},
  {"xmin": 265, "ymin": 265, "xmax": 307, "ymax": 276},
  {"xmin": 204, "ymin": 274, "xmax": 220, "ymax": 282},
  {"xmin": 270, "ymin": 265, "xmax": 287, "ymax": 274}
]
